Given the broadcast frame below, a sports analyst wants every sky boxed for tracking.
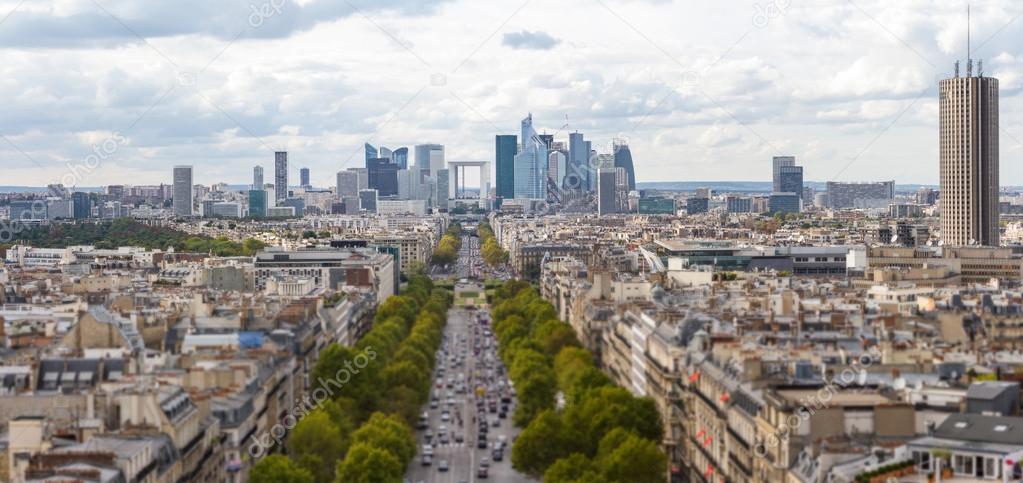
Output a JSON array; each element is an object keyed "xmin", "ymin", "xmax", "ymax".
[{"xmin": 2, "ymin": 0, "xmax": 1023, "ymax": 188}]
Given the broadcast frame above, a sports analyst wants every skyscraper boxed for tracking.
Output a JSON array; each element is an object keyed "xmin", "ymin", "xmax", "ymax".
[
  {"xmin": 248, "ymin": 190, "xmax": 267, "ymax": 218},
  {"xmin": 597, "ymin": 169, "xmax": 617, "ymax": 216},
  {"xmin": 940, "ymin": 58, "xmax": 999, "ymax": 246},
  {"xmin": 414, "ymin": 144, "xmax": 445, "ymax": 180},
  {"xmin": 365, "ymin": 143, "xmax": 377, "ymax": 169},
  {"xmin": 778, "ymin": 165, "xmax": 804, "ymax": 200},
  {"xmin": 253, "ymin": 166, "xmax": 263, "ymax": 189},
  {"xmin": 392, "ymin": 147, "xmax": 409, "ymax": 170},
  {"xmin": 71, "ymin": 191, "xmax": 91, "ymax": 219},
  {"xmin": 173, "ymin": 165, "xmax": 193, "ymax": 216},
  {"xmin": 300, "ymin": 167, "xmax": 310, "ymax": 188},
  {"xmin": 368, "ymin": 158, "xmax": 399, "ymax": 196},
  {"xmin": 496, "ymin": 135, "xmax": 517, "ymax": 200},
  {"xmin": 772, "ymin": 156, "xmax": 796, "ymax": 192},
  {"xmin": 513, "ymin": 114, "xmax": 547, "ymax": 199},
  {"xmin": 336, "ymin": 170, "xmax": 359, "ymax": 199},
  {"xmin": 567, "ymin": 132, "xmax": 587, "ymax": 191},
  {"xmin": 613, "ymin": 141, "xmax": 636, "ymax": 192},
  {"xmin": 274, "ymin": 152, "xmax": 288, "ymax": 203}
]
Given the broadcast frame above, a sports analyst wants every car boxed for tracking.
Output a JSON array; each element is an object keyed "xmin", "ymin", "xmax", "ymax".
[
  {"xmin": 430, "ymin": 400, "xmax": 438, "ymax": 409},
  {"xmin": 438, "ymin": 460, "xmax": 449, "ymax": 472},
  {"xmin": 454, "ymin": 433, "xmax": 464, "ymax": 443},
  {"xmin": 477, "ymin": 437, "xmax": 488, "ymax": 449},
  {"xmin": 498, "ymin": 411, "xmax": 506, "ymax": 419},
  {"xmin": 421, "ymin": 455, "xmax": 432, "ymax": 466},
  {"xmin": 480, "ymin": 457, "xmax": 490, "ymax": 468},
  {"xmin": 424, "ymin": 431, "xmax": 433, "ymax": 443},
  {"xmin": 491, "ymin": 418, "xmax": 501, "ymax": 428},
  {"xmin": 492, "ymin": 448, "xmax": 504, "ymax": 461},
  {"xmin": 439, "ymin": 433, "xmax": 450, "ymax": 444},
  {"xmin": 441, "ymin": 412, "xmax": 450, "ymax": 422},
  {"xmin": 477, "ymin": 466, "xmax": 489, "ymax": 478},
  {"xmin": 423, "ymin": 444, "xmax": 434, "ymax": 455}
]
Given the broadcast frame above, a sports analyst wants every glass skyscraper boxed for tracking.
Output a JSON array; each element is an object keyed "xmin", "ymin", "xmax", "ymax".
[
  {"xmin": 613, "ymin": 141, "xmax": 636, "ymax": 192},
  {"xmin": 173, "ymin": 165, "xmax": 193, "ymax": 216},
  {"xmin": 365, "ymin": 143, "xmax": 377, "ymax": 169},
  {"xmin": 513, "ymin": 114, "xmax": 547, "ymax": 200},
  {"xmin": 248, "ymin": 190, "xmax": 267, "ymax": 218},
  {"xmin": 495, "ymin": 135, "xmax": 517, "ymax": 200},
  {"xmin": 392, "ymin": 147, "xmax": 409, "ymax": 170}
]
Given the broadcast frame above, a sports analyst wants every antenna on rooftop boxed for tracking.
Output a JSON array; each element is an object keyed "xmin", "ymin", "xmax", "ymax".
[{"xmin": 966, "ymin": 4, "xmax": 973, "ymax": 77}]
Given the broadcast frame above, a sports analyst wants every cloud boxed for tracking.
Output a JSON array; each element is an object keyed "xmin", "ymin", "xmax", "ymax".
[{"xmin": 502, "ymin": 30, "xmax": 561, "ymax": 50}]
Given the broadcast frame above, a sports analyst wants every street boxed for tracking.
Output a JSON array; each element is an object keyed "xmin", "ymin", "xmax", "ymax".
[{"xmin": 407, "ymin": 231, "xmax": 534, "ymax": 483}]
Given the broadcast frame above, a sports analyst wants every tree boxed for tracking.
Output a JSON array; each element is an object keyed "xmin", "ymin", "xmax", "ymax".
[
  {"xmin": 544, "ymin": 453, "xmax": 603, "ymax": 483},
  {"xmin": 512, "ymin": 410, "xmax": 580, "ymax": 477},
  {"xmin": 563, "ymin": 386, "xmax": 664, "ymax": 455},
  {"xmin": 334, "ymin": 442, "xmax": 403, "ymax": 483},
  {"xmin": 513, "ymin": 369, "xmax": 557, "ymax": 426},
  {"xmin": 250, "ymin": 455, "xmax": 314, "ymax": 483},
  {"xmin": 288, "ymin": 410, "xmax": 347, "ymax": 482},
  {"xmin": 350, "ymin": 412, "xmax": 416, "ymax": 464},
  {"xmin": 595, "ymin": 430, "xmax": 667, "ymax": 483}
]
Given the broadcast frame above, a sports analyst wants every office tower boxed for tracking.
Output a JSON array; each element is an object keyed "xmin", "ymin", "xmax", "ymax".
[
  {"xmin": 538, "ymin": 133, "xmax": 554, "ymax": 150},
  {"xmin": 802, "ymin": 186, "xmax": 814, "ymax": 203},
  {"xmin": 436, "ymin": 168, "xmax": 450, "ymax": 211},
  {"xmin": 686, "ymin": 197, "xmax": 709, "ymax": 215},
  {"xmin": 71, "ymin": 192, "xmax": 91, "ymax": 219},
  {"xmin": 615, "ymin": 167, "xmax": 629, "ymax": 212},
  {"xmin": 397, "ymin": 169, "xmax": 411, "ymax": 199},
  {"xmin": 778, "ymin": 166, "xmax": 804, "ymax": 200},
  {"xmin": 414, "ymin": 144, "xmax": 445, "ymax": 180},
  {"xmin": 48, "ymin": 184, "xmax": 69, "ymax": 198},
  {"xmin": 365, "ymin": 143, "xmax": 377, "ymax": 169},
  {"xmin": 695, "ymin": 187, "xmax": 712, "ymax": 199},
  {"xmin": 772, "ymin": 156, "xmax": 796, "ymax": 192},
  {"xmin": 769, "ymin": 192, "xmax": 801, "ymax": 214},
  {"xmin": 513, "ymin": 114, "xmax": 547, "ymax": 199},
  {"xmin": 46, "ymin": 198, "xmax": 71, "ymax": 219},
  {"xmin": 248, "ymin": 190, "xmax": 268, "ymax": 218},
  {"xmin": 379, "ymin": 147, "xmax": 393, "ymax": 160},
  {"xmin": 367, "ymin": 158, "xmax": 399, "ymax": 196},
  {"xmin": 281, "ymin": 197, "xmax": 306, "ymax": 216},
  {"xmin": 638, "ymin": 196, "xmax": 676, "ymax": 214},
  {"xmin": 172, "ymin": 165, "xmax": 193, "ymax": 216},
  {"xmin": 300, "ymin": 167, "xmax": 310, "ymax": 188},
  {"xmin": 940, "ymin": 57, "xmax": 999, "ymax": 246},
  {"xmin": 915, "ymin": 187, "xmax": 939, "ymax": 205},
  {"xmin": 726, "ymin": 196, "xmax": 752, "ymax": 213},
  {"xmin": 825, "ymin": 181, "xmax": 895, "ymax": 209},
  {"xmin": 105, "ymin": 185, "xmax": 123, "ymax": 200},
  {"xmin": 336, "ymin": 170, "xmax": 359, "ymax": 199},
  {"xmin": 613, "ymin": 141, "xmax": 637, "ymax": 192},
  {"xmin": 392, "ymin": 147, "xmax": 409, "ymax": 170},
  {"xmin": 359, "ymin": 189, "xmax": 378, "ymax": 213},
  {"xmin": 274, "ymin": 152, "xmax": 288, "ymax": 203},
  {"xmin": 253, "ymin": 166, "xmax": 263, "ymax": 189},
  {"xmin": 201, "ymin": 200, "xmax": 215, "ymax": 217},
  {"xmin": 567, "ymin": 132, "xmax": 587, "ymax": 191},
  {"xmin": 496, "ymin": 135, "xmax": 518, "ymax": 200},
  {"xmin": 597, "ymin": 169, "xmax": 617, "ymax": 216},
  {"xmin": 548, "ymin": 150, "xmax": 567, "ymax": 188}
]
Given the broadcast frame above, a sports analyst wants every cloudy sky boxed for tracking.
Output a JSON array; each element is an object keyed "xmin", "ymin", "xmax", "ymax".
[{"xmin": 2, "ymin": 0, "xmax": 1023, "ymax": 188}]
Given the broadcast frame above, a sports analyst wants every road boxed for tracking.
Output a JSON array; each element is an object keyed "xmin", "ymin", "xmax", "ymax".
[{"xmin": 404, "ymin": 289, "xmax": 535, "ymax": 483}]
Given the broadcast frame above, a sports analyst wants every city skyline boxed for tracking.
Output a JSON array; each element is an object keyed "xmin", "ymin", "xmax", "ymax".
[{"xmin": 3, "ymin": 2, "xmax": 1023, "ymax": 187}]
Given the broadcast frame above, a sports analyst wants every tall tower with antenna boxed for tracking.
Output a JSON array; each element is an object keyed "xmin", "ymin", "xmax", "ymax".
[{"xmin": 939, "ymin": 5, "xmax": 1000, "ymax": 246}]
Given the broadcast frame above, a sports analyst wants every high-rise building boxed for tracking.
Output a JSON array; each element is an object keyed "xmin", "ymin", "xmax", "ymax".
[
  {"xmin": 825, "ymin": 181, "xmax": 895, "ymax": 209},
  {"xmin": 274, "ymin": 152, "xmax": 288, "ymax": 203},
  {"xmin": 336, "ymin": 170, "xmax": 359, "ymax": 199},
  {"xmin": 940, "ymin": 59, "xmax": 999, "ymax": 246},
  {"xmin": 71, "ymin": 192, "xmax": 91, "ymax": 219},
  {"xmin": 597, "ymin": 169, "xmax": 617, "ymax": 216},
  {"xmin": 726, "ymin": 196, "xmax": 752, "ymax": 213},
  {"xmin": 686, "ymin": 197, "xmax": 709, "ymax": 215},
  {"xmin": 513, "ymin": 114, "xmax": 547, "ymax": 199},
  {"xmin": 300, "ymin": 167, "xmax": 310, "ymax": 188},
  {"xmin": 253, "ymin": 166, "xmax": 263, "ymax": 189},
  {"xmin": 392, "ymin": 147, "xmax": 409, "ymax": 170},
  {"xmin": 613, "ymin": 141, "xmax": 636, "ymax": 192},
  {"xmin": 414, "ymin": 144, "xmax": 445, "ymax": 181},
  {"xmin": 378, "ymin": 147, "xmax": 393, "ymax": 160},
  {"xmin": 567, "ymin": 132, "xmax": 588, "ymax": 191},
  {"xmin": 769, "ymin": 192, "xmax": 801, "ymax": 215},
  {"xmin": 772, "ymin": 156, "xmax": 796, "ymax": 192},
  {"xmin": 778, "ymin": 166, "xmax": 804, "ymax": 200},
  {"xmin": 248, "ymin": 190, "xmax": 268, "ymax": 218},
  {"xmin": 538, "ymin": 134, "xmax": 554, "ymax": 150},
  {"xmin": 496, "ymin": 135, "xmax": 517, "ymax": 200},
  {"xmin": 172, "ymin": 165, "xmax": 193, "ymax": 216},
  {"xmin": 368, "ymin": 158, "xmax": 399, "ymax": 196},
  {"xmin": 359, "ymin": 189, "xmax": 378, "ymax": 213},
  {"xmin": 436, "ymin": 168, "xmax": 450, "ymax": 211},
  {"xmin": 365, "ymin": 143, "xmax": 377, "ymax": 169},
  {"xmin": 548, "ymin": 150, "xmax": 567, "ymax": 188}
]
